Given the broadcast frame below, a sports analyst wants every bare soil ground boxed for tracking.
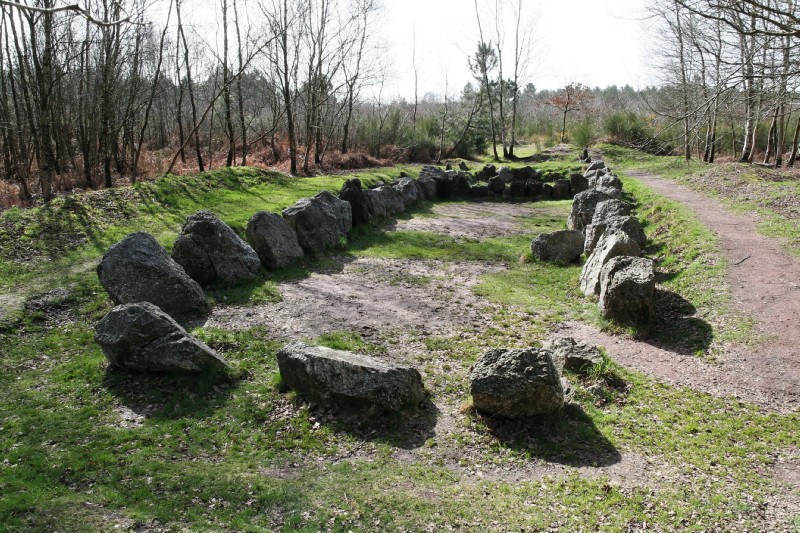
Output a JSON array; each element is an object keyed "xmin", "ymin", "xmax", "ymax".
[
  {"xmin": 198, "ymin": 189, "xmax": 800, "ymax": 526},
  {"xmin": 390, "ymin": 202, "xmax": 562, "ymax": 239},
  {"xmin": 206, "ymin": 257, "xmax": 505, "ymax": 349}
]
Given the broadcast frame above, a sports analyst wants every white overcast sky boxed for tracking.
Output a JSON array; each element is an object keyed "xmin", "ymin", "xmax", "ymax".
[
  {"xmin": 149, "ymin": 0, "xmax": 651, "ymax": 99},
  {"xmin": 382, "ymin": 0, "xmax": 651, "ymax": 98}
]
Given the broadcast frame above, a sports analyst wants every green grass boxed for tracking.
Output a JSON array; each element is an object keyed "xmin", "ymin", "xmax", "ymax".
[{"xmin": 0, "ymin": 153, "xmax": 797, "ymax": 530}]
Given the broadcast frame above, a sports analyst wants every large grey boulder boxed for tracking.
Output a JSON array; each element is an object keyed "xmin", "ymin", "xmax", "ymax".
[
  {"xmin": 580, "ymin": 231, "xmax": 641, "ymax": 296},
  {"xmin": 470, "ymin": 348, "xmax": 564, "ymax": 418},
  {"xmin": 543, "ymin": 336, "xmax": 604, "ymax": 374},
  {"xmin": 585, "ymin": 215, "xmax": 647, "ymax": 254},
  {"xmin": 595, "ymin": 186, "xmax": 622, "ymax": 200},
  {"xmin": 530, "ymin": 230, "xmax": 585, "ymax": 264},
  {"xmin": 363, "ymin": 187, "xmax": 389, "ymax": 219},
  {"xmin": 593, "ymin": 173, "xmax": 623, "ymax": 192},
  {"xmin": 497, "ymin": 167, "xmax": 512, "ymax": 183},
  {"xmin": 526, "ymin": 180, "xmax": 544, "ymax": 197},
  {"xmin": 95, "ymin": 302, "xmax": 229, "ymax": 373},
  {"xmin": 276, "ymin": 342, "xmax": 426, "ymax": 411},
  {"xmin": 379, "ymin": 184, "xmax": 405, "ymax": 214},
  {"xmin": 508, "ymin": 181, "xmax": 527, "ymax": 197},
  {"xmin": 570, "ymin": 173, "xmax": 589, "ymax": 195},
  {"xmin": 488, "ymin": 175, "xmax": 506, "ymax": 195},
  {"xmin": 512, "ymin": 166, "xmax": 534, "ymax": 183},
  {"xmin": 568, "ymin": 189, "xmax": 614, "ymax": 233},
  {"xmin": 599, "ymin": 256, "xmax": 656, "ymax": 324},
  {"xmin": 552, "ymin": 179, "xmax": 571, "ymax": 200},
  {"xmin": 394, "ymin": 177, "xmax": 424, "ymax": 209},
  {"xmin": 282, "ymin": 191, "xmax": 353, "ymax": 253},
  {"xmin": 97, "ymin": 232, "xmax": 210, "ymax": 319},
  {"xmin": 339, "ymin": 178, "xmax": 371, "ymax": 226},
  {"xmin": 246, "ymin": 211, "xmax": 305, "ymax": 271},
  {"xmin": 477, "ymin": 164, "xmax": 497, "ymax": 180},
  {"xmin": 593, "ymin": 199, "xmax": 632, "ymax": 221},
  {"xmin": 416, "ymin": 175, "xmax": 438, "ymax": 200},
  {"xmin": 172, "ymin": 211, "xmax": 261, "ymax": 287},
  {"xmin": 587, "ymin": 160, "xmax": 606, "ymax": 172}
]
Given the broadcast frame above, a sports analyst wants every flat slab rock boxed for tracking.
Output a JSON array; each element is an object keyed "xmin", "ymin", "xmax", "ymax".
[
  {"xmin": 95, "ymin": 301, "xmax": 229, "ymax": 373},
  {"xmin": 276, "ymin": 342, "xmax": 426, "ymax": 411},
  {"xmin": 530, "ymin": 230, "xmax": 584, "ymax": 264},
  {"xmin": 470, "ymin": 348, "xmax": 564, "ymax": 418}
]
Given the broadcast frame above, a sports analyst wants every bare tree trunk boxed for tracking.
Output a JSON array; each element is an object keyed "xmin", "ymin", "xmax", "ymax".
[
  {"xmin": 133, "ymin": 0, "xmax": 172, "ymax": 180},
  {"xmin": 177, "ymin": 0, "xmax": 204, "ymax": 171},
  {"xmin": 232, "ymin": 0, "xmax": 247, "ymax": 165},
  {"xmin": 222, "ymin": 0, "xmax": 235, "ymax": 167},
  {"xmin": 788, "ymin": 114, "xmax": 800, "ymax": 167}
]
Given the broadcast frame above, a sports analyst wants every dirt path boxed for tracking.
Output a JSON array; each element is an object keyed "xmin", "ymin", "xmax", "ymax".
[{"xmin": 591, "ymin": 171, "xmax": 800, "ymax": 413}]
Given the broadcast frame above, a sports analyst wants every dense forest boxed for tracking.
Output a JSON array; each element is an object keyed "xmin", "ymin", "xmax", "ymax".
[{"xmin": 0, "ymin": 0, "xmax": 799, "ymax": 206}]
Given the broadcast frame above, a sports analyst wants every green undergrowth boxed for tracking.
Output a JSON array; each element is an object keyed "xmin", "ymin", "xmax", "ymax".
[
  {"xmin": 2, "ymin": 313, "xmax": 796, "ymax": 530},
  {"xmin": 0, "ymin": 166, "xmax": 393, "ymax": 299}
]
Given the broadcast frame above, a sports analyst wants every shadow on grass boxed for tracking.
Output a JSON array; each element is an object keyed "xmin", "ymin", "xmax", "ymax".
[
  {"xmin": 310, "ymin": 400, "xmax": 439, "ymax": 450},
  {"xmin": 102, "ymin": 367, "xmax": 238, "ymax": 420},
  {"xmin": 477, "ymin": 403, "xmax": 621, "ymax": 467}
]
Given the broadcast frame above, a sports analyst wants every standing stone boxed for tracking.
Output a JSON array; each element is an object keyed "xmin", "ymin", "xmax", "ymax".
[
  {"xmin": 580, "ymin": 232, "xmax": 641, "ymax": 296},
  {"xmin": 172, "ymin": 211, "xmax": 261, "ymax": 287},
  {"xmin": 498, "ymin": 166, "xmax": 512, "ymax": 183},
  {"xmin": 380, "ymin": 184, "xmax": 405, "ymax": 214},
  {"xmin": 542, "ymin": 183, "xmax": 554, "ymax": 198},
  {"xmin": 416, "ymin": 175, "xmax": 438, "ymax": 200},
  {"xmin": 95, "ymin": 302, "xmax": 229, "ymax": 373},
  {"xmin": 552, "ymin": 179, "xmax": 571, "ymax": 199},
  {"xmin": 339, "ymin": 178, "xmax": 370, "ymax": 226},
  {"xmin": 512, "ymin": 166, "xmax": 534, "ymax": 182},
  {"xmin": 508, "ymin": 181, "xmax": 527, "ymax": 197},
  {"xmin": 394, "ymin": 177, "xmax": 423, "ymax": 209},
  {"xmin": 525, "ymin": 179, "xmax": 544, "ymax": 197},
  {"xmin": 530, "ymin": 230, "xmax": 585, "ymax": 264},
  {"xmin": 488, "ymin": 175, "xmax": 506, "ymax": 195},
  {"xmin": 470, "ymin": 348, "xmax": 564, "ymax": 418},
  {"xmin": 478, "ymin": 164, "xmax": 497, "ymax": 180},
  {"xmin": 599, "ymin": 256, "xmax": 656, "ymax": 324},
  {"xmin": 584, "ymin": 215, "xmax": 647, "ymax": 254},
  {"xmin": 593, "ymin": 199, "xmax": 633, "ymax": 221},
  {"xmin": 594, "ymin": 173, "xmax": 623, "ymax": 192},
  {"xmin": 276, "ymin": 342, "xmax": 426, "ymax": 411},
  {"xmin": 97, "ymin": 232, "xmax": 210, "ymax": 319},
  {"xmin": 587, "ymin": 160, "xmax": 606, "ymax": 172},
  {"xmin": 568, "ymin": 189, "xmax": 614, "ymax": 233},
  {"xmin": 451, "ymin": 171, "xmax": 473, "ymax": 197},
  {"xmin": 363, "ymin": 188, "xmax": 389, "ymax": 219},
  {"xmin": 459, "ymin": 161, "xmax": 470, "ymax": 171},
  {"xmin": 570, "ymin": 173, "xmax": 589, "ymax": 195},
  {"xmin": 283, "ymin": 191, "xmax": 353, "ymax": 253},
  {"xmin": 580, "ymin": 148, "xmax": 590, "ymax": 162},
  {"xmin": 470, "ymin": 184, "xmax": 490, "ymax": 197},
  {"xmin": 246, "ymin": 211, "xmax": 305, "ymax": 270}
]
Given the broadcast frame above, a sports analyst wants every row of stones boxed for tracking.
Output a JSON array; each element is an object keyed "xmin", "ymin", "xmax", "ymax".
[
  {"xmin": 530, "ymin": 160, "xmax": 655, "ymax": 324},
  {"xmin": 92, "ymin": 161, "xmax": 583, "ymax": 375},
  {"xmin": 92, "ymin": 159, "xmax": 611, "ymax": 421}
]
